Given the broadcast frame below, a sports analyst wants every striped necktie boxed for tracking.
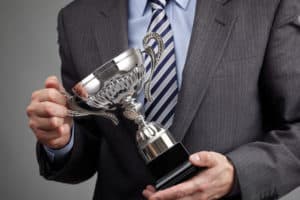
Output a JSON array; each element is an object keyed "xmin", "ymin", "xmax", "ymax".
[{"xmin": 144, "ymin": 0, "xmax": 179, "ymax": 129}]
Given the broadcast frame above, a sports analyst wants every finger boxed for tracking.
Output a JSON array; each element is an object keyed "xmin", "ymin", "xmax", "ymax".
[
  {"xmin": 142, "ymin": 189, "xmax": 155, "ymax": 199},
  {"xmin": 177, "ymin": 194, "xmax": 198, "ymax": 200},
  {"xmin": 35, "ymin": 88, "xmax": 67, "ymax": 105},
  {"xmin": 149, "ymin": 163, "xmax": 221, "ymax": 200},
  {"xmin": 150, "ymin": 180, "xmax": 201, "ymax": 200},
  {"xmin": 187, "ymin": 192, "xmax": 209, "ymax": 200},
  {"xmin": 30, "ymin": 101, "xmax": 68, "ymax": 118},
  {"xmin": 29, "ymin": 116, "xmax": 65, "ymax": 131},
  {"xmin": 178, "ymin": 195, "xmax": 197, "ymax": 200},
  {"xmin": 178, "ymin": 191, "xmax": 218, "ymax": 200},
  {"xmin": 44, "ymin": 135, "xmax": 70, "ymax": 149},
  {"xmin": 45, "ymin": 76, "xmax": 65, "ymax": 92},
  {"xmin": 190, "ymin": 151, "xmax": 218, "ymax": 168},
  {"xmin": 33, "ymin": 127, "xmax": 61, "ymax": 142},
  {"xmin": 146, "ymin": 185, "xmax": 156, "ymax": 193},
  {"xmin": 34, "ymin": 124, "xmax": 71, "ymax": 149},
  {"xmin": 142, "ymin": 185, "xmax": 156, "ymax": 199},
  {"xmin": 36, "ymin": 123, "xmax": 71, "ymax": 139}
]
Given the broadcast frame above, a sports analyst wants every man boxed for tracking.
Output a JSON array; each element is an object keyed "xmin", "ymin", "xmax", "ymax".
[{"xmin": 26, "ymin": 0, "xmax": 300, "ymax": 199}]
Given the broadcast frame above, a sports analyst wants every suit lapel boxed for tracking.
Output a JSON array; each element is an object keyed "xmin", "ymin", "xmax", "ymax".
[
  {"xmin": 93, "ymin": 0, "xmax": 237, "ymax": 142},
  {"xmin": 170, "ymin": 0, "xmax": 237, "ymax": 141},
  {"xmin": 94, "ymin": 0, "xmax": 129, "ymax": 62}
]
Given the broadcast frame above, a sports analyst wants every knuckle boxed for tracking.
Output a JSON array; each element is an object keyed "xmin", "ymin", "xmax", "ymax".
[
  {"xmin": 196, "ymin": 185, "xmax": 203, "ymax": 192},
  {"xmin": 49, "ymin": 117, "xmax": 59, "ymax": 128},
  {"xmin": 194, "ymin": 182, "xmax": 203, "ymax": 192},
  {"xmin": 176, "ymin": 190, "xmax": 187, "ymax": 198},
  {"xmin": 44, "ymin": 103, "xmax": 54, "ymax": 116},
  {"xmin": 26, "ymin": 105, "xmax": 34, "ymax": 116},
  {"xmin": 57, "ymin": 124, "xmax": 69, "ymax": 137},
  {"xmin": 31, "ymin": 91, "xmax": 38, "ymax": 100},
  {"xmin": 172, "ymin": 189, "xmax": 187, "ymax": 199},
  {"xmin": 28, "ymin": 120, "xmax": 35, "ymax": 129},
  {"xmin": 206, "ymin": 152, "xmax": 213, "ymax": 160},
  {"xmin": 207, "ymin": 152, "xmax": 217, "ymax": 164},
  {"xmin": 200, "ymin": 152, "xmax": 209, "ymax": 162},
  {"xmin": 198, "ymin": 183, "xmax": 209, "ymax": 192}
]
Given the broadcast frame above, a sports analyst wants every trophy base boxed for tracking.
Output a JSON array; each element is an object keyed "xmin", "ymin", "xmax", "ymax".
[
  {"xmin": 147, "ymin": 143, "xmax": 201, "ymax": 190},
  {"xmin": 155, "ymin": 160, "xmax": 198, "ymax": 190}
]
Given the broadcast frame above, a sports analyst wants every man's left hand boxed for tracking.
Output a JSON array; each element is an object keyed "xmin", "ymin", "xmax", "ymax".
[{"xmin": 143, "ymin": 151, "xmax": 235, "ymax": 200}]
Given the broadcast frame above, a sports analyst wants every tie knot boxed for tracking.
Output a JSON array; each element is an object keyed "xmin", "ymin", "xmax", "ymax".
[{"xmin": 150, "ymin": 0, "xmax": 167, "ymax": 10}]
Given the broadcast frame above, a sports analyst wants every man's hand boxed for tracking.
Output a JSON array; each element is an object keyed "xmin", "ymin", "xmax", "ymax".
[
  {"xmin": 143, "ymin": 151, "xmax": 235, "ymax": 200},
  {"xmin": 26, "ymin": 76, "xmax": 72, "ymax": 149}
]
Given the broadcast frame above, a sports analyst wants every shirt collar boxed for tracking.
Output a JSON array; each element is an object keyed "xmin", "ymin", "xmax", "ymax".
[
  {"xmin": 131, "ymin": 0, "xmax": 191, "ymax": 17},
  {"xmin": 175, "ymin": 0, "xmax": 190, "ymax": 10}
]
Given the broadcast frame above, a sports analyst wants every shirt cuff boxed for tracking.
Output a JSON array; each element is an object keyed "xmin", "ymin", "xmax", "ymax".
[{"xmin": 43, "ymin": 124, "xmax": 75, "ymax": 163}]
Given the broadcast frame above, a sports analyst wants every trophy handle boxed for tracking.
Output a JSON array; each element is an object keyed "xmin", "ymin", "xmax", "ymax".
[
  {"xmin": 142, "ymin": 32, "xmax": 164, "ymax": 102},
  {"xmin": 63, "ymin": 92, "xmax": 119, "ymax": 125}
]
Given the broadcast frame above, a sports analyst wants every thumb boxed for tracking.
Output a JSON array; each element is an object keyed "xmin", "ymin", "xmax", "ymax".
[
  {"xmin": 45, "ymin": 76, "xmax": 65, "ymax": 92},
  {"xmin": 189, "ymin": 151, "xmax": 218, "ymax": 168}
]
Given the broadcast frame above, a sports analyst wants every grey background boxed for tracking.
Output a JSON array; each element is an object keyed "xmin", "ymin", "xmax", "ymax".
[{"xmin": 0, "ymin": 0, "xmax": 298, "ymax": 199}]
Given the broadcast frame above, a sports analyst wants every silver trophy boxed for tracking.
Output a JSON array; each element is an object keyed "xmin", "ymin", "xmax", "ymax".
[{"xmin": 66, "ymin": 33, "xmax": 199, "ymax": 189}]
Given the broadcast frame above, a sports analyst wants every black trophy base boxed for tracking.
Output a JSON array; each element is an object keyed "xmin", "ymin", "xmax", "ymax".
[{"xmin": 147, "ymin": 143, "xmax": 201, "ymax": 190}]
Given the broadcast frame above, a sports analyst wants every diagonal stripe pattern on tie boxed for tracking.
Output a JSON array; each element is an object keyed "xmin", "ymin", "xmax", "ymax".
[{"xmin": 144, "ymin": 0, "xmax": 179, "ymax": 129}]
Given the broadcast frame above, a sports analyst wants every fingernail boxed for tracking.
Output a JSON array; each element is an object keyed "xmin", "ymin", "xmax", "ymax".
[
  {"xmin": 190, "ymin": 154, "xmax": 200, "ymax": 162},
  {"xmin": 47, "ymin": 76, "xmax": 56, "ymax": 81},
  {"xmin": 49, "ymin": 75, "xmax": 57, "ymax": 79}
]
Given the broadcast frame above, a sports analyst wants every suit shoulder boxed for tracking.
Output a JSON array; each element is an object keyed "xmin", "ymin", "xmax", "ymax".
[
  {"xmin": 237, "ymin": 0, "xmax": 299, "ymax": 16},
  {"xmin": 241, "ymin": 0, "xmax": 300, "ymax": 27},
  {"xmin": 275, "ymin": 0, "xmax": 300, "ymax": 25},
  {"xmin": 230, "ymin": 0, "xmax": 283, "ymax": 27},
  {"xmin": 57, "ymin": 0, "xmax": 103, "ymax": 28},
  {"xmin": 236, "ymin": 0, "xmax": 280, "ymax": 13},
  {"xmin": 58, "ymin": 0, "xmax": 100, "ymax": 18},
  {"xmin": 60, "ymin": 0, "xmax": 84, "ymax": 13}
]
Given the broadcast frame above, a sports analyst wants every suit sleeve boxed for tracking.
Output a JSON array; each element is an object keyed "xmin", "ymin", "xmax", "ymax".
[
  {"xmin": 227, "ymin": 0, "xmax": 300, "ymax": 199},
  {"xmin": 36, "ymin": 8, "xmax": 101, "ymax": 184}
]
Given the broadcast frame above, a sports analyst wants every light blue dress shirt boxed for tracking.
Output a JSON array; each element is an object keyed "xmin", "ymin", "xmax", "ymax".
[
  {"xmin": 128, "ymin": 0, "xmax": 196, "ymax": 88},
  {"xmin": 45, "ymin": 0, "xmax": 196, "ymax": 162}
]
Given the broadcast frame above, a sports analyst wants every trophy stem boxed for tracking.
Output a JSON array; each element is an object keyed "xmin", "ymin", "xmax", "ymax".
[
  {"xmin": 121, "ymin": 96, "xmax": 151, "ymax": 129},
  {"xmin": 134, "ymin": 116, "xmax": 148, "ymax": 130},
  {"xmin": 121, "ymin": 96, "xmax": 143, "ymax": 119}
]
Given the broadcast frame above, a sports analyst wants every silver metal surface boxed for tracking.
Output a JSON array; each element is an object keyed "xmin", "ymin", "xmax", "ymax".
[
  {"xmin": 137, "ymin": 122, "xmax": 176, "ymax": 163},
  {"xmin": 143, "ymin": 32, "xmax": 164, "ymax": 101},
  {"xmin": 69, "ymin": 49, "xmax": 145, "ymax": 113},
  {"xmin": 114, "ymin": 48, "xmax": 143, "ymax": 72},
  {"xmin": 65, "ymin": 32, "xmax": 174, "ymax": 162}
]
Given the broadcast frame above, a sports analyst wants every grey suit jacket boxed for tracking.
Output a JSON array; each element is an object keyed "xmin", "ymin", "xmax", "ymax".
[{"xmin": 36, "ymin": 0, "xmax": 300, "ymax": 199}]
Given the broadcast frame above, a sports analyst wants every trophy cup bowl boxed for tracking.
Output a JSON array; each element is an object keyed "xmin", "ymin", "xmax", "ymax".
[{"xmin": 66, "ymin": 33, "xmax": 199, "ymax": 189}]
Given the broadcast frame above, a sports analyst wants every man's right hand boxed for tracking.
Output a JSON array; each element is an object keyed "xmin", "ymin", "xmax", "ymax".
[{"xmin": 27, "ymin": 76, "xmax": 73, "ymax": 149}]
